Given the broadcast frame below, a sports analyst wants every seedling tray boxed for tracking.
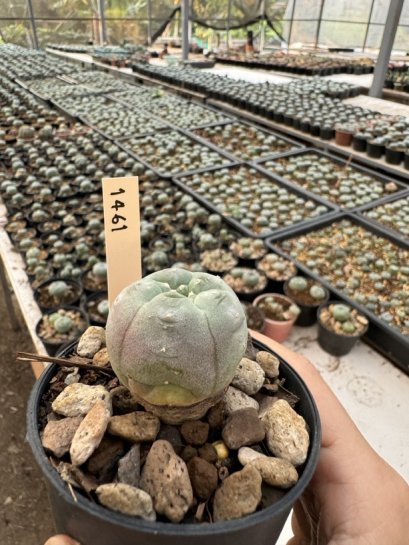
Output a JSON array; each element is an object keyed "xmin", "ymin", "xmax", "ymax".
[
  {"xmin": 118, "ymin": 129, "xmax": 234, "ymax": 179},
  {"xmin": 188, "ymin": 119, "xmax": 303, "ymax": 164},
  {"xmin": 266, "ymin": 213, "xmax": 409, "ymax": 375},
  {"xmin": 173, "ymin": 163, "xmax": 338, "ymax": 239},
  {"xmin": 355, "ymin": 190, "xmax": 409, "ymax": 247},
  {"xmin": 258, "ymin": 148, "xmax": 407, "ymax": 212}
]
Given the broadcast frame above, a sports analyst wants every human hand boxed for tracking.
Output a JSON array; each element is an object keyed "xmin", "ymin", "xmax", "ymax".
[
  {"xmin": 44, "ymin": 535, "xmax": 80, "ymax": 545},
  {"xmin": 250, "ymin": 329, "xmax": 409, "ymax": 545}
]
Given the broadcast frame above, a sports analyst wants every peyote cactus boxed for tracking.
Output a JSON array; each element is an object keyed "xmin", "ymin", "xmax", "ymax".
[
  {"xmin": 331, "ymin": 304, "xmax": 351, "ymax": 323},
  {"xmin": 53, "ymin": 315, "xmax": 73, "ymax": 334},
  {"xmin": 288, "ymin": 276, "xmax": 308, "ymax": 292},
  {"xmin": 48, "ymin": 280, "xmax": 69, "ymax": 300},
  {"xmin": 106, "ymin": 268, "xmax": 248, "ymax": 423}
]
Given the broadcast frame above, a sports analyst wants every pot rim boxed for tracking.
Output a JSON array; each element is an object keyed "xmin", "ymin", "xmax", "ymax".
[{"xmin": 26, "ymin": 337, "xmax": 321, "ymax": 536}]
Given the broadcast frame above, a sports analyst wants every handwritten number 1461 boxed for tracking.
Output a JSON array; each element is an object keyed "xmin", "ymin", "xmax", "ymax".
[{"xmin": 110, "ymin": 189, "xmax": 128, "ymax": 232}]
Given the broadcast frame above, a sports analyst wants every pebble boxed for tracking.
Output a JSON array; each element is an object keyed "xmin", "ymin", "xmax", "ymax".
[
  {"xmin": 140, "ymin": 440, "xmax": 193, "ymax": 523},
  {"xmin": 213, "ymin": 465, "xmax": 262, "ymax": 522},
  {"xmin": 206, "ymin": 400, "xmax": 225, "ymax": 428},
  {"xmin": 157, "ymin": 424, "xmax": 183, "ymax": 455},
  {"xmin": 249, "ymin": 457, "xmax": 298, "ymax": 489},
  {"xmin": 187, "ymin": 456, "xmax": 218, "ymax": 500},
  {"xmin": 231, "ymin": 357, "xmax": 265, "ymax": 395},
  {"xmin": 108, "ymin": 411, "xmax": 160, "ymax": 443},
  {"xmin": 42, "ymin": 416, "xmax": 82, "ymax": 458},
  {"xmin": 77, "ymin": 326, "xmax": 106, "ymax": 358},
  {"xmin": 198, "ymin": 443, "xmax": 218, "ymax": 464},
  {"xmin": 180, "ymin": 420, "xmax": 209, "ymax": 447},
  {"xmin": 180, "ymin": 445, "xmax": 198, "ymax": 463},
  {"xmin": 92, "ymin": 347, "xmax": 110, "ymax": 367},
  {"xmin": 256, "ymin": 351, "xmax": 280, "ymax": 379},
  {"xmin": 86, "ymin": 436, "xmax": 126, "ymax": 481},
  {"xmin": 52, "ymin": 383, "xmax": 109, "ymax": 417},
  {"xmin": 110, "ymin": 386, "xmax": 141, "ymax": 414},
  {"xmin": 70, "ymin": 399, "xmax": 112, "ymax": 466},
  {"xmin": 260, "ymin": 399, "xmax": 309, "ymax": 466},
  {"xmin": 96, "ymin": 483, "xmax": 156, "ymax": 521},
  {"xmin": 258, "ymin": 396, "xmax": 279, "ymax": 418},
  {"xmin": 223, "ymin": 386, "xmax": 259, "ymax": 415},
  {"xmin": 238, "ymin": 446, "xmax": 268, "ymax": 466},
  {"xmin": 222, "ymin": 408, "xmax": 265, "ymax": 449},
  {"xmin": 117, "ymin": 444, "xmax": 141, "ymax": 488}
]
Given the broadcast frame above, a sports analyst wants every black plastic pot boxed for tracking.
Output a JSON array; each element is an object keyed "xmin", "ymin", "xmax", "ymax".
[
  {"xmin": 367, "ymin": 141, "xmax": 385, "ymax": 159},
  {"xmin": 319, "ymin": 126, "xmax": 334, "ymax": 141},
  {"xmin": 35, "ymin": 306, "xmax": 90, "ymax": 356},
  {"xmin": 352, "ymin": 135, "xmax": 367, "ymax": 153},
  {"xmin": 404, "ymin": 152, "xmax": 409, "ymax": 170},
  {"xmin": 27, "ymin": 337, "xmax": 321, "ymax": 545},
  {"xmin": 34, "ymin": 278, "xmax": 83, "ymax": 312},
  {"xmin": 317, "ymin": 301, "xmax": 368, "ymax": 356},
  {"xmin": 385, "ymin": 147, "xmax": 404, "ymax": 165},
  {"xmin": 284, "ymin": 281, "xmax": 329, "ymax": 327}
]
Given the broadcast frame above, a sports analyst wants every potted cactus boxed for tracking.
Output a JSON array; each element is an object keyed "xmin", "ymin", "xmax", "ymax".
[
  {"xmin": 223, "ymin": 267, "xmax": 268, "ymax": 302},
  {"xmin": 85, "ymin": 291, "xmax": 110, "ymax": 326},
  {"xmin": 83, "ymin": 262, "xmax": 108, "ymax": 293},
  {"xmin": 257, "ymin": 253, "xmax": 297, "ymax": 293},
  {"xmin": 317, "ymin": 301, "xmax": 369, "ymax": 356},
  {"xmin": 27, "ymin": 269, "xmax": 320, "ymax": 545},
  {"xmin": 35, "ymin": 307, "xmax": 89, "ymax": 356},
  {"xmin": 34, "ymin": 278, "xmax": 83, "ymax": 311},
  {"xmin": 253, "ymin": 293, "xmax": 300, "ymax": 342},
  {"xmin": 284, "ymin": 276, "xmax": 329, "ymax": 326}
]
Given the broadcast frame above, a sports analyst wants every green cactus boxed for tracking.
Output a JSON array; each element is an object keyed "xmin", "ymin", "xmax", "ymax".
[
  {"xmin": 54, "ymin": 315, "xmax": 73, "ymax": 334},
  {"xmin": 288, "ymin": 276, "xmax": 308, "ymax": 292},
  {"xmin": 106, "ymin": 269, "xmax": 248, "ymax": 418},
  {"xmin": 309, "ymin": 285, "xmax": 326, "ymax": 300},
  {"xmin": 92, "ymin": 262, "xmax": 107, "ymax": 280},
  {"xmin": 48, "ymin": 281, "xmax": 70, "ymax": 300},
  {"xmin": 97, "ymin": 299, "xmax": 110, "ymax": 319},
  {"xmin": 331, "ymin": 304, "xmax": 351, "ymax": 322}
]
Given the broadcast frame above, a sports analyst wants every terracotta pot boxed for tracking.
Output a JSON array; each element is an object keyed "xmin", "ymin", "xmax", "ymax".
[
  {"xmin": 335, "ymin": 129, "xmax": 353, "ymax": 146},
  {"xmin": 253, "ymin": 293, "xmax": 297, "ymax": 343}
]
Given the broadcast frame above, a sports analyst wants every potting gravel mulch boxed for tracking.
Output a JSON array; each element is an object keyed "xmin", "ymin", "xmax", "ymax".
[{"xmin": 37, "ymin": 326, "xmax": 310, "ymax": 525}]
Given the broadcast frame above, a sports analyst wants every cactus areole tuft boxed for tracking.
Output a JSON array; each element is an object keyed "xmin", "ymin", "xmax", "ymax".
[{"xmin": 106, "ymin": 269, "xmax": 248, "ymax": 423}]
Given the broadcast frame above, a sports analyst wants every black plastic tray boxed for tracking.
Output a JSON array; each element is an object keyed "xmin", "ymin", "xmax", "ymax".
[
  {"xmin": 265, "ymin": 213, "xmax": 409, "ymax": 376},
  {"xmin": 172, "ymin": 162, "xmax": 339, "ymax": 239},
  {"xmin": 257, "ymin": 148, "xmax": 408, "ymax": 212},
  {"xmin": 117, "ymin": 128, "xmax": 236, "ymax": 179},
  {"xmin": 355, "ymin": 189, "xmax": 409, "ymax": 247},
  {"xmin": 186, "ymin": 118, "xmax": 303, "ymax": 164}
]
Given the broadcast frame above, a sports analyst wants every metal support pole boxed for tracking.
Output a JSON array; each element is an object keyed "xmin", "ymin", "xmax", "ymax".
[
  {"xmin": 369, "ymin": 0, "xmax": 404, "ymax": 97},
  {"xmin": 259, "ymin": 0, "xmax": 266, "ymax": 53},
  {"xmin": 314, "ymin": 0, "xmax": 326, "ymax": 50},
  {"xmin": 287, "ymin": 0, "xmax": 297, "ymax": 49},
  {"xmin": 362, "ymin": 0, "xmax": 376, "ymax": 52},
  {"xmin": 147, "ymin": 0, "xmax": 153, "ymax": 46},
  {"xmin": 226, "ymin": 0, "xmax": 232, "ymax": 51},
  {"xmin": 182, "ymin": 0, "xmax": 189, "ymax": 61},
  {"xmin": 97, "ymin": 0, "xmax": 107, "ymax": 45},
  {"xmin": 26, "ymin": 0, "xmax": 39, "ymax": 49}
]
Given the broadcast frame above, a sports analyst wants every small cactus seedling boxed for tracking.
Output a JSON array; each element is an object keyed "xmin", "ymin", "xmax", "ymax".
[
  {"xmin": 48, "ymin": 280, "xmax": 70, "ymax": 300},
  {"xmin": 288, "ymin": 276, "xmax": 308, "ymax": 292},
  {"xmin": 92, "ymin": 262, "xmax": 107, "ymax": 281},
  {"xmin": 97, "ymin": 299, "xmax": 109, "ymax": 319},
  {"xmin": 331, "ymin": 304, "xmax": 351, "ymax": 323},
  {"xmin": 320, "ymin": 303, "xmax": 369, "ymax": 337},
  {"xmin": 53, "ymin": 315, "xmax": 74, "ymax": 334},
  {"xmin": 223, "ymin": 267, "xmax": 267, "ymax": 295},
  {"xmin": 106, "ymin": 269, "xmax": 248, "ymax": 423}
]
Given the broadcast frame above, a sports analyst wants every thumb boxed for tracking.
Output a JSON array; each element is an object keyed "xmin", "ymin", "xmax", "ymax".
[{"xmin": 44, "ymin": 535, "xmax": 81, "ymax": 545}]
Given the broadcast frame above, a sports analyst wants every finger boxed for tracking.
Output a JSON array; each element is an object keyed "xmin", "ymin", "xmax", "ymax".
[{"xmin": 44, "ymin": 535, "xmax": 81, "ymax": 545}]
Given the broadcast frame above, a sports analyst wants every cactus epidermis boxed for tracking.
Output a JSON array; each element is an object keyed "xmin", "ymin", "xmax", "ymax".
[{"xmin": 106, "ymin": 268, "xmax": 248, "ymax": 408}]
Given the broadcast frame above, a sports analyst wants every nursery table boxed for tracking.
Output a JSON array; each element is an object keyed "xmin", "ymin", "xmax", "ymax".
[{"xmin": 0, "ymin": 200, "xmax": 47, "ymax": 377}]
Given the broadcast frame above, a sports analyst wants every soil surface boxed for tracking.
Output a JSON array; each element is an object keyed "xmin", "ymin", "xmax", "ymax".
[{"xmin": 0, "ymin": 280, "xmax": 54, "ymax": 545}]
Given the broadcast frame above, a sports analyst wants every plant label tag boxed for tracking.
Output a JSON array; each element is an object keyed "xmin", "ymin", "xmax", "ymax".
[{"xmin": 102, "ymin": 176, "xmax": 142, "ymax": 307}]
